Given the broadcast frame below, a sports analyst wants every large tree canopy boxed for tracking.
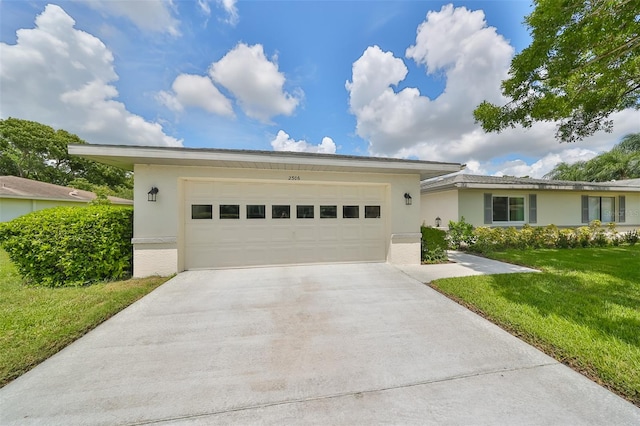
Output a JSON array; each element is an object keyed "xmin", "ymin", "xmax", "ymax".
[
  {"xmin": 0, "ymin": 118, "xmax": 132, "ymax": 197},
  {"xmin": 474, "ymin": 0, "xmax": 640, "ymax": 143},
  {"xmin": 545, "ymin": 133, "xmax": 640, "ymax": 181}
]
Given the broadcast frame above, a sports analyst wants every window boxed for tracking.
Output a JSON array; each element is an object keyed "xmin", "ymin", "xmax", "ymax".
[
  {"xmin": 191, "ymin": 204, "xmax": 212, "ymax": 219},
  {"xmin": 493, "ymin": 196, "xmax": 524, "ymax": 222},
  {"xmin": 365, "ymin": 205, "xmax": 381, "ymax": 218},
  {"xmin": 297, "ymin": 205, "xmax": 314, "ymax": 219},
  {"xmin": 509, "ymin": 197, "xmax": 525, "ymax": 221},
  {"xmin": 320, "ymin": 205, "xmax": 337, "ymax": 218},
  {"xmin": 343, "ymin": 205, "xmax": 359, "ymax": 218},
  {"xmin": 586, "ymin": 196, "xmax": 615, "ymax": 222},
  {"xmin": 272, "ymin": 205, "xmax": 290, "ymax": 219},
  {"xmin": 601, "ymin": 197, "xmax": 615, "ymax": 222},
  {"xmin": 219, "ymin": 204, "xmax": 240, "ymax": 219},
  {"xmin": 246, "ymin": 205, "xmax": 265, "ymax": 219}
]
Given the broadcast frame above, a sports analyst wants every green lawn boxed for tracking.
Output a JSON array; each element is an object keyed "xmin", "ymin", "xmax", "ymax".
[
  {"xmin": 430, "ymin": 246, "xmax": 640, "ymax": 406},
  {"xmin": 0, "ymin": 248, "xmax": 168, "ymax": 387}
]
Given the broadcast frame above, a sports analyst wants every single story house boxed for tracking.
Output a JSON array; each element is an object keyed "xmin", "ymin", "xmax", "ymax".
[
  {"xmin": 69, "ymin": 144, "xmax": 462, "ymax": 277},
  {"xmin": 421, "ymin": 174, "xmax": 640, "ymax": 231},
  {"xmin": 0, "ymin": 175, "xmax": 132, "ymax": 222}
]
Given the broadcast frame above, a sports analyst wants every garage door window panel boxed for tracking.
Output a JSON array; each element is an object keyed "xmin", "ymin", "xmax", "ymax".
[
  {"xmin": 272, "ymin": 205, "xmax": 290, "ymax": 219},
  {"xmin": 343, "ymin": 205, "xmax": 359, "ymax": 218},
  {"xmin": 191, "ymin": 204, "xmax": 213, "ymax": 219},
  {"xmin": 297, "ymin": 205, "xmax": 314, "ymax": 219},
  {"xmin": 247, "ymin": 205, "xmax": 266, "ymax": 219},
  {"xmin": 220, "ymin": 204, "xmax": 240, "ymax": 219},
  {"xmin": 320, "ymin": 205, "xmax": 337, "ymax": 218},
  {"xmin": 365, "ymin": 205, "xmax": 381, "ymax": 218}
]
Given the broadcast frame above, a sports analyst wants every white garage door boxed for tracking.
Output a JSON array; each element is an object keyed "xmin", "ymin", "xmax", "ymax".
[{"xmin": 184, "ymin": 180, "xmax": 387, "ymax": 269}]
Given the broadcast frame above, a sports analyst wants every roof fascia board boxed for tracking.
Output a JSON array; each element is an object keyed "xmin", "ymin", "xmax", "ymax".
[
  {"xmin": 69, "ymin": 144, "xmax": 462, "ymax": 178},
  {"xmin": 0, "ymin": 194, "xmax": 90, "ymax": 203},
  {"xmin": 423, "ymin": 182, "xmax": 640, "ymax": 192}
]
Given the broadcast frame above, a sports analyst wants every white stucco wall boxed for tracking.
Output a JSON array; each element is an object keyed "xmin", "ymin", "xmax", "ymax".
[
  {"xmin": 0, "ymin": 198, "xmax": 86, "ymax": 222},
  {"xmin": 421, "ymin": 189, "xmax": 459, "ymax": 228},
  {"xmin": 456, "ymin": 188, "xmax": 640, "ymax": 230},
  {"xmin": 132, "ymin": 164, "xmax": 423, "ymax": 276}
]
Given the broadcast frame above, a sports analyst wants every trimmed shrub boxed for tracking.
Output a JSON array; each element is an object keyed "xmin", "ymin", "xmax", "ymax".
[
  {"xmin": 421, "ymin": 226, "xmax": 448, "ymax": 263},
  {"xmin": 469, "ymin": 226, "xmax": 499, "ymax": 253},
  {"xmin": 447, "ymin": 217, "xmax": 475, "ymax": 249},
  {"xmin": 624, "ymin": 229, "xmax": 639, "ymax": 245},
  {"xmin": 464, "ymin": 220, "xmax": 639, "ymax": 254},
  {"xmin": 0, "ymin": 206, "xmax": 133, "ymax": 287}
]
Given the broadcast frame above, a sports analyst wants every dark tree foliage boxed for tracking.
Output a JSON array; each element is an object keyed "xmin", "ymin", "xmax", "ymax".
[
  {"xmin": 474, "ymin": 0, "xmax": 640, "ymax": 143},
  {"xmin": 545, "ymin": 133, "xmax": 640, "ymax": 181},
  {"xmin": 0, "ymin": 118, "xmax": 132, "ymax": 197}
]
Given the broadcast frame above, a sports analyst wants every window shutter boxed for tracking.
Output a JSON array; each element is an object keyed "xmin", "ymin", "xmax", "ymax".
[
  {"xmin": 581, "ymin": 195, "xmax": 589, "ymax": 223},
  {"xmin": 528, "ymin": 194, "xmax": 537, "ymax": 224},
  {"xmin": 484, "ymin": 193, "xmax": 492, "ymax": 224},
  {"xmin": 619, "ymin": 196, "xmax": 626, "ymax": 223}
]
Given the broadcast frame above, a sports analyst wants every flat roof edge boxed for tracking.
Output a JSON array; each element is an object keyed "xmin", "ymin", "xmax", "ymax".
[
  {"xmin": 422, "ymin": 182, "xmax": 640, "ymax": 192},
  {"xmin": 69, "ymin": 144, "xmax": 463, "ymax": 177}
]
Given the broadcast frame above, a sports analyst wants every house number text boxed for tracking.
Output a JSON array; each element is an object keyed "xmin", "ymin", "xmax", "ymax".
[{"xmin": 288, "ymin": 176, "xmax": 301, "ymax": 180}]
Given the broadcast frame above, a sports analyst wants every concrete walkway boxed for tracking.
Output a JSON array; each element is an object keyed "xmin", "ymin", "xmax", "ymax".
[
  {"xmin": 1, "ymin": 263, "xmax": 638, "ymax": 425},
  {"xmin": 397, "ymin": 250, "xmax": 539, "ymax": 282}
]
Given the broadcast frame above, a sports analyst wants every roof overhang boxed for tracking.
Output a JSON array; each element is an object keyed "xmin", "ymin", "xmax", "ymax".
[
  {"xmin": 69, "ymin": 144, "xmax": 463, "ymax": 180},
  {"xmin": 0, "ymin": 194, "xmax": 132, "ymax": 204},
  {"xmin": 422, "ymin": 182, "xmax": 640, "ymax": 193}
]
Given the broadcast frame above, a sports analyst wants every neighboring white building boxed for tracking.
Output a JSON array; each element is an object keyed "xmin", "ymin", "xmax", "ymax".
[
  {"xmin": 0, "ymin": 175, "xmax": 132, "ymax": 222},
  {"xmin": 70, "ymin": 145, "xmax": 462, "ymax": 277},
  {"xmin": 421, "ymin": 174, "xmax": 640, "ymax": 231}
]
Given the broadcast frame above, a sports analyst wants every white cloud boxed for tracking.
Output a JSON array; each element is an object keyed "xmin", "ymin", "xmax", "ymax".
[
  {"xmin": 490, "ymin": 148, "xmax": 598, "ymax": 178},
  {"xmin": 198, "ymin": 0, "xmax": 211, "ymax": 16},
  {"xmin": 82, "ymin": 0, "xmax": 180, "ymax": 36},
  {"xmin": 0, "ymin": 4, "xmax": 182, "ymax": 147},
  {"xmin": 271, "ymin": 130, "xmax": 336, "ymax": 154},
  {"xmin": 346, "ymin": 4, "xmax": 639, "ymax": 179},
  {"xmin": 157, "ymin": 74, "xmax": 234, "ymax": 117},
  {"xmin": 209, "ymin": 43, "xmax": 302, "ymax": 122},
  {"xmin": 346, "ymin": 5, "xmax": 513, "ymax": 158},
  {"xmin": 217, "ymin": 0, "xmax": 239, "ymax": 25}
]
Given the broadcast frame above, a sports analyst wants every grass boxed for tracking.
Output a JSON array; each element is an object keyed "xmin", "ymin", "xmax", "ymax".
[
  {"xmin": 0, "ymin": 248, "xmax": 169, "ymax": 387},
  {"xmin": 430, "ymin": 245, "xmax": 640, "ymax": 406}
]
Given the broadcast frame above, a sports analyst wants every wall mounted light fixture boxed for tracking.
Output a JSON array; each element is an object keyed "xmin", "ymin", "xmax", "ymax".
[
  {"xmin": 435, "ymin": 216, "xmax": 441, "ymax": 227},
  {"xmin": 147, "ymin": 186, "xmax": 159, "ymax": 202},
  {"xmin": 404, "ymin": 193, "xmax": 412, "ymax": 205}
]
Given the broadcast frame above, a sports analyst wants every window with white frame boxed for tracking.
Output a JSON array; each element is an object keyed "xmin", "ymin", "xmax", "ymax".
[
  {"xmin": 587, "ymin": 196, "xmax": 615, "ymax": 222},
  {"xmin": 492, "ymin": 196, "xmax": 525, "ymax": 222}
]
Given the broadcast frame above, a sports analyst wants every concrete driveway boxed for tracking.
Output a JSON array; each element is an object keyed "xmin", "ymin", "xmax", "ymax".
[{"xmin": 1, "ymin": 263, "xmax": 639, "ymax": 425}]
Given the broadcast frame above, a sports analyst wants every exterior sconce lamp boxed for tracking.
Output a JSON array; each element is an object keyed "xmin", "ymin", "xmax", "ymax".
[
  {"xmin": 404, "ymin": 193, "xmax": 412, "ymax": 205},
  {"xmin": 147, "ymin": 186, "xmax": 159, "ymax": 202},
  {"xmin": 435, "ymin": 216, "xmax": 441, "ymax": 227}
]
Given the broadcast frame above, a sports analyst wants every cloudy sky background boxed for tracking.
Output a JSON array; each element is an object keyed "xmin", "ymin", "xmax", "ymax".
[{"xmin": 1, "ymin": 1, "xmax": 638, "ymax": 177}]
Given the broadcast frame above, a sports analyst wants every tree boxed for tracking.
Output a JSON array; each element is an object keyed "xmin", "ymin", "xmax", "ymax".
[
  {"xmin": 474, "ymin": 0, "xmax": 640, "ymax": 143},
  {"xmin": 0, "ymin": 118, "xmax": 132, "ymax": 196},
  {"xmin": 616, "ymin": 132, "xmax": 640, "ymax": 153},
  {"xmin": 545, "ymin": 133, "xmax": 640, "ymax": 181},
  {"xmin": 543, "ymin": 161, "xmax": 588, "ymax": 181}
]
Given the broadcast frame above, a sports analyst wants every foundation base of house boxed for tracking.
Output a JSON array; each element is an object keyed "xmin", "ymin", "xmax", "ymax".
[
  {"xmin": 132, "ymin": 237, "xmax": 178, "ymax": 278},
  {"xmin": 387, "ymin": 233, "xmax": 421, "ymax": 265}
]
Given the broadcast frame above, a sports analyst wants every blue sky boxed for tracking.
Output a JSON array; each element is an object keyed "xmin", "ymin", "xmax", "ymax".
[{"xmin": 1, "ymin": 1, "xmax": 638, "ymax": 177}]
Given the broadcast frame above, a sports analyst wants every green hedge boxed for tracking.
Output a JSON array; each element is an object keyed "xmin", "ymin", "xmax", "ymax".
[
  {"xmin": 462, "ymin": 221, "xmax": 639, "ymax": 254},
  {"xmin": 421, "ymin": 225, "xmax": 448, "ymax": 263},
  {"xmin": 0, "ymin": 206, "xmax": 133, "ymax": 287}
]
